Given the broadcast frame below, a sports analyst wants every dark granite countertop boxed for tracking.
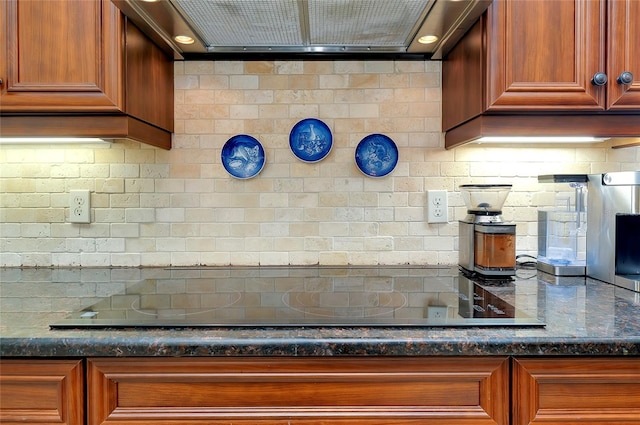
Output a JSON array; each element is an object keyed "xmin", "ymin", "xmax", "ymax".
[{"xmin": 1, "ymin": 267, "xmax": 639, "ymax": 358}]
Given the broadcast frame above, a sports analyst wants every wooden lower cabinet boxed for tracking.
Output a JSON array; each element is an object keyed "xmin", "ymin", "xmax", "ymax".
[
  {"xmin": 3, "ymin": 356, "xmax": 636, "ymax": 424},
  {"xmin": 0, "ymin": 359, "xmax": 84, "ymax": 425},
  {"xmin": 512, "ymin": 357, "xmax": 640, "ymax": 424},
  {"xmin": 87, "ymin": 357, "xmax": 510, "ymax": 424}
]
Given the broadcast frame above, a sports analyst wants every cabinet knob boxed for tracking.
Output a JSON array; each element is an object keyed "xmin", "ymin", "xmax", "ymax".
[
  {"xmin": 617, "ymin": 71, "xmax": 633, "ymax": 85},
  {"xmin": 0, "ymin": 78, "xmax": 3, "ymax": 85},
  {"xmin": 591, "ymin": 72, "xmax": 608, "ymax": 86}
]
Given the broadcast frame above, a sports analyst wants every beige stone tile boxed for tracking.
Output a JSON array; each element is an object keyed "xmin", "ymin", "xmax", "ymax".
[
  {"xmin": 212, "ymin": 119, "xmax": 245, "ymax": 134},
  {"xmin": 34, "ymin": 179, "xmax": 64, "ymax": 195},
  {"xmin": 410, "ymin": 73, "xmax": 440, "ymax": 88},
  {"xmin": 184, "ymin": 119, "xmax": 215, "ymax": 134},
  {"xmin": 349, "ymin": 104, "xmax": 379, "ymax": 118},
  {"xmin": 214, "ymin": 61, "xmax": 243, "ymax": 74},
  {"xmin": 364, "ymin": 61, "xmax": 394, "ymax": 73},
  {"xmin": 258, "ymin": 104, "xmax": 288, "ymax": 119},
  {"xmin": 230, "ymin": 104, "xmax": 260, "ymax": 119},
  {"xmin": 1, "ymin": 178, "xmax": 35, "ymax": 193},
  {"xmin": 274, "ymin": 61, "xmax": 303, "ymax": 74},
  {"xmin": 185, "ymin": 61, "xmax": 214, "ymax": 74},
  {"xmin": 318, "ymin": 251, "xmax": 348, "ymax": 265},
  {"xmin": 230, "ymin": 75, "xmax": 259, "ymax": 89},
  {"xmin": 289, "ymin": 75, "xmax": 319, "ymax": 89},
  {"xmin": 380, "ymin": 73, "xmax": 410, "ymax": 88},
  {"xmin": 363, "ymin": 88, "xmax": 394, "ymax": 102},
  {"xmin": 289, "ymin": 104, "xmax": 320, "ymax": 118},
  {"xmin": 245, "ymin": 61, "xmax": 276, "ymax": 74},
  {"xmin": 215, "ymin": 89, "xmax": 245, "ymax": 104},
  {"xmin": 259, "ymin": 74, "xmax": 289, "ymax": 89},
  {"xmin": 299, "ymin": 61, "xmax": 329, "ymax": 74},
  {"xmin": 319, "ymin": 74, "xmax": 349, "ymax": 89}
]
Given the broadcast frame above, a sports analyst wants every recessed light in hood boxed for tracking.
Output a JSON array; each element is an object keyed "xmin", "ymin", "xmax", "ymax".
[
  {"xmin": 174, "ymin": 34, "xmax": 195, "ymax": 45},
  {"xmin": 113, "ymin": 0, "xmax": 491, "ymax": 59}
]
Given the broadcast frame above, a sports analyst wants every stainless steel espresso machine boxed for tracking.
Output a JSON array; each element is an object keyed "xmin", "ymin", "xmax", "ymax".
[
  {"xmin": 459, "ymin": 184, "xmax": 516, "ymax": 279},
  {"xmin": 587, "ymin": 171, "xmax": 640, "ymax": 292}
]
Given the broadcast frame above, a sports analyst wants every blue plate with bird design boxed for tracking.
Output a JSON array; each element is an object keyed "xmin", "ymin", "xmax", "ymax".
[
  {"xmin": 221, "ymin": 135, "xmax": 265, "ymax": 179},
  {"xmin": 354, "ymin": 134, "xmax": 398, "ymax": 178},
  {"xmin": 289, "ymin": 118, "xmax": 333, "ymax": 163}
]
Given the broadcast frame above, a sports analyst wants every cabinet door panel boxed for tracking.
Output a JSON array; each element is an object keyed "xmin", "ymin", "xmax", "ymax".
[
  {"xmin": 513, "ymin": 357, "xmax": 640, "ymax": 425},
  {"xmin": 14, "ymin": 1, "xmax": 98, "ymax": 88},
  {"xmin": 487, "ymin": 0, "xmax": 605, "ymax": 110},
  {"xmin": 88, "ymin": 357, "xmax": 509, "ymax": 424},
  {"xmin": 1, "ymin": 0, "xmax": 122, "ymax": 112},
  {"xmin": 607, "ymin": 0, "xmax": 640, "ymax": 109},
  {"xmin": 0, "ymin": 359, "xmax": 84, "ymax": 425}
]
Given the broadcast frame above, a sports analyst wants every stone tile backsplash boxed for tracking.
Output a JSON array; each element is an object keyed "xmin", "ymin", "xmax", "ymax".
[{"xmin": 1, "ymin": 60, "xmax": 638, "ymax": 267}]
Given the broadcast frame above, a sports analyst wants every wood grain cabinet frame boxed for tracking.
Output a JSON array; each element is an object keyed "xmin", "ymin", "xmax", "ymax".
[
  {"xmin": 512, "ymin": 357, "xmax": 640, "ymax": 424},
  {"xmin": 442, "ymin": 0, "xmax": 640, "ymax": 149},
  {"xmin": 87, "ymin": 356, "xmax": 510, "ymax": 424},
  {"xmin": 0, "ymin": 359, "xmax": 84, "ymax": 425},
  {"xmin": 0, "ymin": 0, "xmax": 173, "ymax": 149}
]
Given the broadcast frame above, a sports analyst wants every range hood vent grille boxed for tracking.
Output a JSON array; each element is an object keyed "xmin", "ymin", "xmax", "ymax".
[
  {"xmin": 306, "ymin": 0, "xmax": 425, "ymax": 47},
  {"xmin": 114, "ymin": 0, "xmax": 491, "ymax": 59},
  {"xmin": 180, "ymin": 0, "xmax": 305, "ymax": 47}
]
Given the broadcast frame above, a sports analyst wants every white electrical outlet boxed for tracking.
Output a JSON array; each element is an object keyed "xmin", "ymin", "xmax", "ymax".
[
  {"xmin": 69, "ymin": 190, "xmax": 90, "ymax": 223},
  {"xmin": 427, "ymin": 306, "xmax": 448, "ymax": 319},
  {"xmin": 427, "ymin": 190, "xmax": 448, "ymax": 223}
]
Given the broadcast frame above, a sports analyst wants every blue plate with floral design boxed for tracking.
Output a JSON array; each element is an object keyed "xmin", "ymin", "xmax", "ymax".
[
  {"xmin": 221, "ymin": 135, "xmax": 265, "ymax": 179},
  {"xmin": 289, "ymin": 118, "xmax": 333, "ymax": 163},
  {"xmin": 354, "ymin": 134, "xmax": 398, "ymax": 178}
]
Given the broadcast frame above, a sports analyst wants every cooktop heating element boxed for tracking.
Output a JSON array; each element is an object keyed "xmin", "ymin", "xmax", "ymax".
[{"xmin": 50, "ymin": 267, "xmax": 544, "ymax": 329}]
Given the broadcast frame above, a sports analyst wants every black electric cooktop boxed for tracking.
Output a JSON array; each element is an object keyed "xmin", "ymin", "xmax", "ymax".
[{"xmin": 50, "ymin": 267, "xmax": 544, "ymax": 329}]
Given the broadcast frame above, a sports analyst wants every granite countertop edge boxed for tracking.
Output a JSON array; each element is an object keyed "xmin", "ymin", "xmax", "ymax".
[{"xmin": 2, "ymin": 334, "xmax": 640, "ymax": 358}]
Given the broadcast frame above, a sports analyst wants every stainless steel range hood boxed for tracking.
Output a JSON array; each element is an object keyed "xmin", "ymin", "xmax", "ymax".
[{"xmin": 114, "ymin": 0, "xmax": 491, "ymax": 60}]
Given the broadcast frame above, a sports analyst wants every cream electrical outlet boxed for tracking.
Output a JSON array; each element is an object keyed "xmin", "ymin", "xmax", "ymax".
[
  {"xmin": 427, "ymin": 190, "xmax": 448, "ymax": 223},
  {"xmin": 69, "ymin": 190, "xmax": 90, "ymax": 223}
]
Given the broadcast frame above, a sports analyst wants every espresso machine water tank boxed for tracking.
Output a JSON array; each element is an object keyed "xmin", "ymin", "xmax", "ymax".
[{"xmin": 537, "ymin": 174, "xmax": 588, "ymax": 276}]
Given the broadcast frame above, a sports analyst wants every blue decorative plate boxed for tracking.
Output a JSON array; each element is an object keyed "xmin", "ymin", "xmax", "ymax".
[
  {"xmin": 354, "ymin": 134, "xmax": 398, "ymax": 178},
  {"xmin": 289, "ymin": 118, "xmax": 333, "ymax": 162},
  {"xmin": 221, "ymin": 135, "xmax": 265, "ymax": 179}
]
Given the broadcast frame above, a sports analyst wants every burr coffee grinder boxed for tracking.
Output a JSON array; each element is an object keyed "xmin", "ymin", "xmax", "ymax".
[{"xmin": 458, "ymin": 184, "xmax": 516, "ymax": 278}]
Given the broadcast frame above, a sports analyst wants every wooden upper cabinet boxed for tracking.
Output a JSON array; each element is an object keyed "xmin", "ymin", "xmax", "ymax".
[
  {"xmin": 487, "ymin": 0, "xmax": 640, "ymax": 111},
  {"xmin": 0, "ymin": 0, "xmax": 122, "ymax": 112},
  {"xmin": 443, "ymin": 0, "xmax": 640, "ymax": 133},
  {"xmin": 486, "ymin": 0, "xmax": 605, "ymax": 111},
  {"xmin": 0, "ymin": 0, "xmax": 173, "ymax": 149}
]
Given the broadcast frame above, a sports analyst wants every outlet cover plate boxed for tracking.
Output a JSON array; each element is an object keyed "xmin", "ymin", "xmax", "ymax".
[
  {"xmin": 427, "ymin": 190, "xmax": 448, "ymax": 223},
  {"xmin": 69, "ymin": 190, "xmax": 90, "ymax": 223},
  {"xmin": 427, "ymin": 306, "xmax": 448, "ymax": 319}
]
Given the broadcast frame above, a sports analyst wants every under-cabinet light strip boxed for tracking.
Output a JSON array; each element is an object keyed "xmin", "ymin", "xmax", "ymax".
[
  {"xmin": 0, "ymin": 137, "xmax": 111, "ymax": 144},
  {"xmin": 475, "ymin": 136, "xmax": 609, "ymax": 143}
]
